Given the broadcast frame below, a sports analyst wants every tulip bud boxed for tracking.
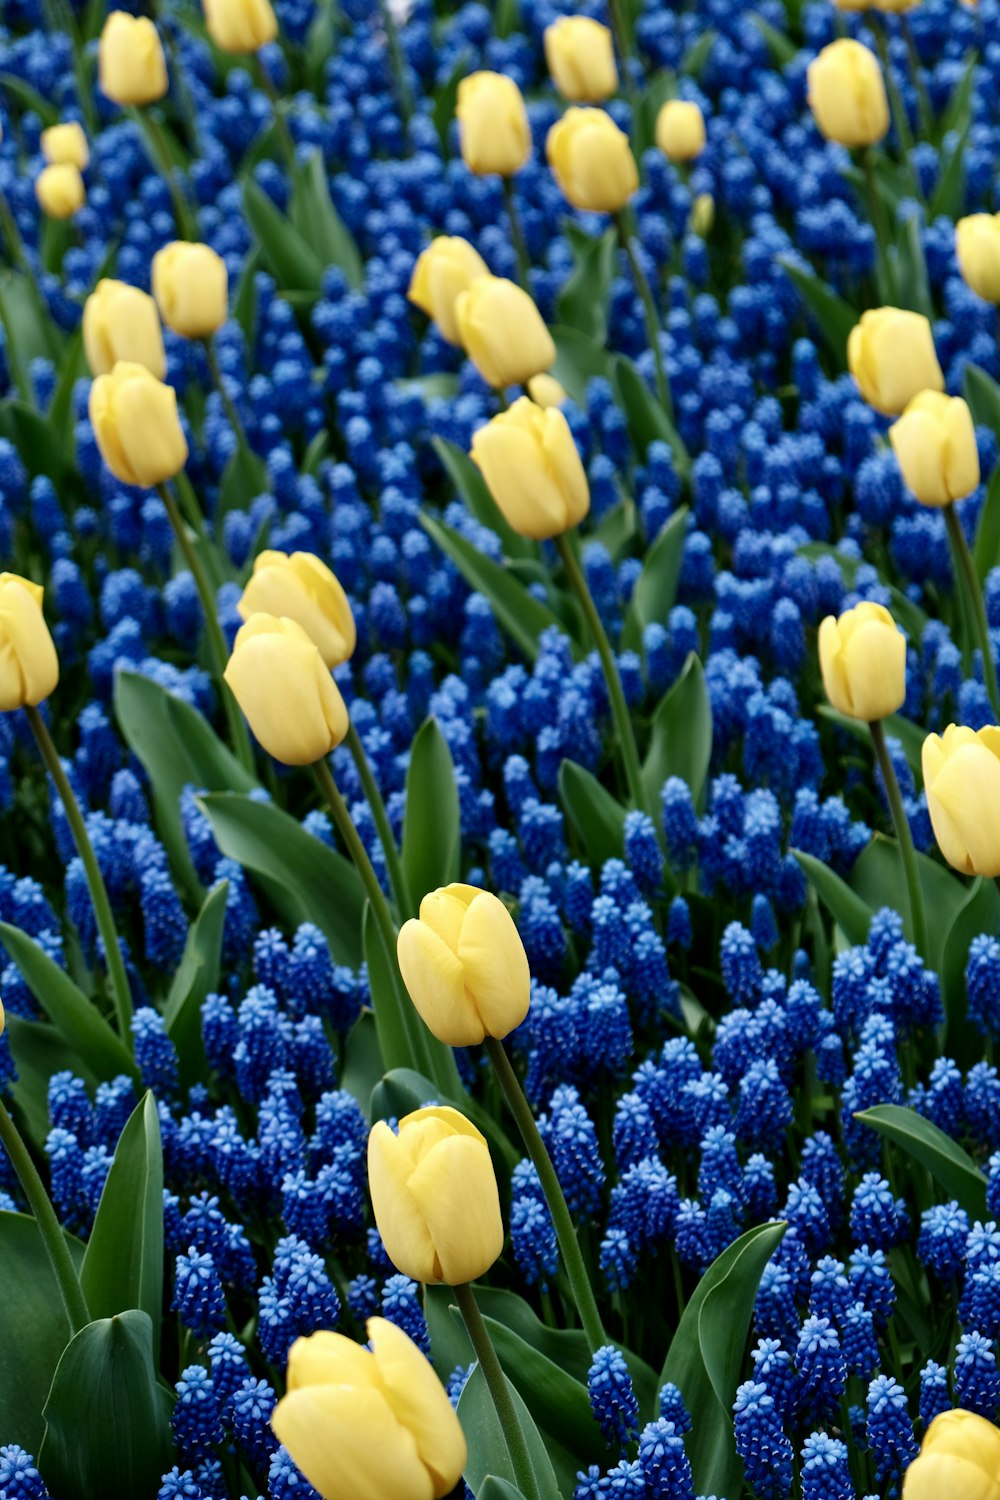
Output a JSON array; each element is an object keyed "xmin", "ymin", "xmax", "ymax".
[
  {"xmin": 543, "ymin": 16, "xmax": 618, "ymax": 103},
  {"xmin": 40, "ymin": 122, "xmax": 89, "ymax": 170},
  {"xmin": 903, "ymin": 1409, "xmax": 1000, "ymax": 1500},
  {"xmin": 454, "ymin": 276, "xmax": 555, "ymax": 390},
  {"xmin": 807, "ymin": 39, "xmax": 889, "ymax": 148},
  {"xmin": 527, "ymin": 371, "xmax": 568, "ymax": 408},
  {"xmin": 923, "ymin": 725, "xmax": 1000, "ymax": 878},
  {"xmin": 956, "ymin": 214, "xmax": 1000, "ymax": 305},
  {"xmin": 152, "ymin": 241, "xmax": 229, "ymax": 340},
  {"xmin": 655, "ymin": 100, "xmax": 706, "ymax": 162},
  {"xmin": 99, "ymin": 12, "xmax": 168, "ymax": 106},
  {"xmin": 397, "ymin": 884, "xmax": 531, "ymax": 1046},
  {"xmin": 818, "ymin": 602, "xmax": 906, "ymax": 723},
  {"xmin": 35, "ymin": 164, "xmax": 85, "ymax": 220},
  {"xmin": 225, "ymin": 613, "xmax": 349, "ymax": 766},
  {"xmin": 0, "ymin": 574, "xmax": 59, "ymax": 711},
  {"xmin": 368, "ymin": 1106, "xmax": 504, "ymax": 1286},
  {"xmin": 456, "ymin": 71, "xmax": 531, "ymax": 177},
  {"xmin": 83, "ymin": 280, "xmax": 166, "ymax": 380},
  {"xmin": 470, "ymin": 396, "xmax": 589, "ymax": 540},
  {"xmin": 272, "ymin": 1319, "xmax": 467, "ymax": 1500},
  {"xmin": 89, "ymin": 362, "xmax": 189, "ymax": 488},
  {"xmin": 408, "ymin": 236, "xmax": 490, "ymax": 345},
  {"xmin": 546, "ymin": 106, "xmax": 638, "ymax": 213},
  {"xmin": 889, "ymin": 391, "xmax": 980, "ymax": 508},
  {"xmin": 0, "ymin": 998, "xmax": 4, "ymax": 1038},
  {"xmin": 847, "ymin": 307, "xmax": 944, "ymax": 416},
  {"xmin": 203, "ymin": 0, "xmax": 277, "ymax": 52},
  {"xmin": 237, "ymin": 551, "xmax": 356, "ymax": 669},
  {"xmin": 689, "ymin": 193, "xmax": 715, "ymax": 237}
]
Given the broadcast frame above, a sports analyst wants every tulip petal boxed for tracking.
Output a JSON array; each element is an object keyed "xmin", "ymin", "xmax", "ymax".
[
  {"xmin": 456, "ymin": 892, "xmax": 531, "ymax": 1039},
  {"xmin": 927, "ymin": 741, "xmax": 1000, "ymax": 876},
  {"xmin": 369, "ymin": 1318, "xmax": 468, "ymax": 1497},
  {"xmin": 286, "ymin": 1330, "xmax": 379, "ymax": 1392},
  {"xmin": 397, "ymin": 919, "xmax": 484, "ymax": 1047},
  {"xmin": 407, "ymin": 1133, "xmax": 505, "ymax": 1285},
  {"xmin": 367, "ymin": 1121, "xmax": 438, "ymax": 1283},
  {"xmin": 272, "ymin": 1385, "xmax": 434, "ymax": 1500}
]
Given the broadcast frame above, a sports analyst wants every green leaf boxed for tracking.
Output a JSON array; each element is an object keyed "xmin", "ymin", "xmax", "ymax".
[
  {"xmin": 363, "ymin": 906, "xmax": 446, "ymax": 1094},
  {"xmin": 975, "ymin": 465, "xmax": 1000, "ymax": 582},
  {"xmin": 402, "ymin": 717, "xmax": 461, "ymax": 908},
  {"xmin": 340, "ymin": 1010, "xmax": 384, "ymax": 1116},
  {"xmin": 479, "ymin": 1480, "xmax": 527, "ymax": 1500},
  {"xmin": 894, "ymin": 214, "xmax": 934, "ymax": 320},
  {"xmin": 549, "ymin": 324, "xmax": 614, "ymax": 405},
  {"xmin": 941, "ymin": 875, "xmax": 1000, "ymax": 1064},
  {"xmin": 750, "ymin": 14, "xmax": 798, "ymax": 65},
  {"xmin": 242, "ymin": 176, "xmax": 325, "ymax": 292},
  {"xmin": 290, "ymin": 150, "xmax": 363, "ymax": 290},
  {"xmin": 556, "ymin": 225, "xmax": 617, "ymax": 344},
  {"xmin": 613, "ymin": 355, "xmax": 691, "ymax": 478},
  {"xmin": 233, "ymin": 246, "xmax": 260, "ymax": 346},
  {"xmin": 681, "ymin": 28, "xmax": 717, "ymax": 77},
  {"xmin": 660, "ymin": 1221, "xmax": 787, "ymax": 1498},
  {"xmin": 964, "ymin": 363, "xmax": 1000, "ymax": 433},
  {"xmin": 480, "ymin": 1314, "xmax": 604, "ymax": 1463},
  {"xmin": 39, "ymin": 1310, "xmax": 172, "ymax": 1500},
  {"xmin": 0, "ymin": 402, "xmax": 73, "ymax": 491},
  {"xmin": 433, "ymin": 53, "xmax": 468, "ymax": 153},
  {"xmin": 857, "ymin": 1104, "xmax": 987, "ymax": 1220},
  {"xmin": 0, "ymin": 72, "xmax": 60, "ymax": 124},
  {"xmin": 622, "ymin": 504, "xmax": 689, "ymax": 652},
  {"xmin": 81, "ymin": 1094, "xmax": 163, "ymax": 1361},
  {"xmin": 850, "ymin": 835, "xmax": 967, "ymax": 971},
  {"xmin": 215, "ymin": 437, "xmax": 269, "ymax": 528},
  {"xmin": 792, "ymin": 849, "xmax": 873, "ymax": 947},
  {"xmin": 5, "ymin": 1015, "xmax": 98, "ymax": 1146},
  {"xmin": 49, "ymin": 330, "xmax": 87, "ymax": 445},
  {"xmin": 929, "ymin": 123, "xmax": 969, "ymax": 221},
  {"xmin": 816, "ymin": 705, "xmax": 926, "ymax": 786},
  {"xmin": 163, "ymin": 880, "xmax": 230, "ymax": 1087},
  {"xmin": 558, "ymin": 759, "xmax": 627, "ymax": 869},
  {"xmin": 432, "ymin": 436, "xmax": 534, "ymax": 560},
  {"xmin": 641, "ymin": 653, "xmax": 712, "ymax": 811},
  {"xmin": 798, "ymin": 542, "xmax": 928, "ymax": 644},
  {"xmin": 777, "ymin": 256, "xmax": 856, "ymax": 366},
  {"xmin": 457, "ymin": 1363, "xmax": 561, "ymax": 1500}
]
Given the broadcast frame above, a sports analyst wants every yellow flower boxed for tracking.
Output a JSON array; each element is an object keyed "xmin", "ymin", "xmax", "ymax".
[
  {"xmin": 272, "ymin": 1318, "xmax": 467, "ymax": 1500},
  {"xmin": 527, "ymin": 372, "xmax": 568, "ymax": 408},
  {"xmin": 40, "ymin": 122, "xmax": 89, "ymax": 170},
  {"xmin": 224, "ymin": 614, "xmax": 349, "ymax": 766},
  {"xmin": 923, "ymin": 725, "xmax": 1000, "ymax": 878},
  {"xmin": 847, "ymin": 307, "xmax": 944, "ymax": 416},
  {"xmin": 455, "ymin": 275, "xmax": 555, "ymax": 389},
  {"xmin": 655, "ymin": 100, "xmax": 706, "ymax": 162},
  {"xmin": 83, "ymin": 280, "xmax": 166, "ymax": 381},
  {"xmin": 903, "ymin": 1410, "xmax": 1000, "ymax": 1500},
  {"xmin": 89, "ymin": 362, "xmax": 188, "ymax": 488},
  {"xmin": 543, "ymin": 17, "xmax": 618, "ymax": 103},
  {"xmin": 397, "ymin": 884, "xmax": 531, "ymax": 1046},
  {"xmin": 689, "ymin": 193, "xmax": 715, "ymax": 237},
  {"xmin": 35, "ymin": 164, "xmax": 85, "ymax": 220},
  {"xmin": 546, "ymin": 106, "xmax": 638, "ymax": 213},
  {"xmin": 456, "ymin": 71, "xmax": 531, "ymax": 177},
  {"xmin": 237, "ymin": 551, "xmax": 356, "ymax": 669},
  {"xmin": 152, "ymin": 242, "xmax": 229, "ymax": 339},
  {"xmin": 470, "ymin": 395, "xmax": 589, "ymax": 539},
  {"xmin": 367, "ymin": 1105, "xmax": 504, "ymax": 1285},
  {"xmin": 408, "ymin": 236, "xmax": 490, "ymax": 345},
  {"xmin": 0, "ymin": 998, "xmax": 4, "ymax": 1037},
  {"xmin": 0, "ymin": 575, "xmax": 59, "ymax": 711},
  {"xmin": 807, "ymin": 39, "xmax": 889, "ymax": 148},
  {"xmin": 99, "ymin": 12, "xmax": 168, "ymax": 106},
  {"xmin": 203, "ymin": 0, "xmax": 277, "ymax": 52},
  {"xmin": 818, "ymin": 602, "xmax": 906, "ymax": 722},
  {"xmin": 889, "ymin": 391, "xmax": 980, "ymax": 507},
  {"xmin": 956, "ymin": 214, "xmax": 1000, "ymax": 304}
]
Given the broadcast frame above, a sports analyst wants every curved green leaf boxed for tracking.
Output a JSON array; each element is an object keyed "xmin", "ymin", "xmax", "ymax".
[
  {"xmin": 402, "ymin": 718, "xmax": 460, "ymax": 910},
  {"xmin": 777, "ymin": 256, "xmax": 856, "ymax": 365},
  {"xmin": 457, "ymin": 1362, "xmax": 560, "ymax": 1500},
  {"xmin": 556, "ymin": 225, "xmax": 617, "ymax": 344},
  {"xmin": 242, "ymin": 176, "xmax": 325, "ymax": 291},
  {"xmin": 558, "ymin": 758, "xmax": 627, "ymax": 870},
  {"xmin": 793, "ymin": 849, "xmax": 874, "ymax": 947},
  {"xmin": 290, "ymin": 150, "xmax": 363, "ymax": 289},
  {"xmin": 622, "ymin": 504, "xmax": 689, "ymax": 652},
  {"xmin": 941, "ymin": 876, "xmax": 1000, "ymax": 1064},
  {"xmin": 163, "ymin": 879, "xmax": 230, "ymax": 1087},
  {"xmin": 432, "ymin": 436, "xmax": 533, "ymax": 560},
  {"xmin": 641, "ymin": 653, "xmax": 712, "ymax": 810},
  {"xmin": 613, "ymin": 354, "xmax": 691, "ymax": 477},
  {"xmin": 856, "ymin": 1104, "xmax": 986, "ymax": 1220}
]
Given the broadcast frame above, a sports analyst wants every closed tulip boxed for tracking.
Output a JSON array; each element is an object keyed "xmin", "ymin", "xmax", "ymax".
[
  {"xmin": 89, "ymin": 362, "xmax": 188, "ymax": 488},
  {"xmin": 99, "ymin": 12, "xmax": 168, "ymax": 106},
  {"xmin": 35, "ymin": 164, "xmax": 85, "ymax": 219},
  {"xmin": 903, "ymin": 1410, "xmax": 1000, "ymax": 1500},
  {"xmin": 397, "ymin": 884, "xmax": 531, "ymax": 1046},
  {"xmin": 237, "ymin": 551, "xmax": 356, "ymax": 668},
  {"xmin": 368, "ymin": 1106, "xmax": 504, "ymax": 1286},
  {"xmin": 470, "ymin": 396, "xmax": 589, "ymax": 540},
  {"xmin": 847, "ymin": 307, "xmax": 944, "ymax": 416},
  {"xmin": 527, "ymin": 371, "xmax": 568, "ymax": 408},
  {"xmin": 203, "ymin": 0, "xmax": 276, "ymax": 52},
  {"xmin": 923, "ymin": 725, "xmax": 1000, "ymax": 877},
  {"xmin": 543, "ymin": 16, "xmax": 618, "ymax": 103},
  {"xmin": 408, "ymin": 236, "xmax": 490, "ymax": 345},
  {"xmin": 152, "ymin": 242, "xmax": 228, "ymax": 339},
  {"xmin": 807, "ymin": 39, "xmax": 889, "ymax": 148},
  {"xmin": 818, "ymin": 602, "xmax": 906, "ymax": 723},
  {"xmin": 83, "ymin": 280, "xmax": 166, "ymax": 380},
  {"xmin": 546, "ymin": 106, "xmax": 638, "ymax": 212},
  {"xmin": 40, "ymin": 122, "xmax": 89, "ymax": 170},
  {"xmin": 224, "ymin": 614, "xmax": 349, "ymax": 766},
  {"xmin": 655, "ymin": 99, "xmax": 706, "ymax": 162},
  {"xmin": 956, "ymin": 214, "xmax": 1000, "ymax": 304},
  {"xmin": 272, "ymin": 1318, "xmax": 467, "ymax": 1500},
  {"xmin": 889, "ymin": 391, "xmax": 980, "ymax": 507},
  {"xmin": 456, "ymin": 71, "xmax": 531, "ymax": 177},
  {"xmin": 454, "ymin": 276, "xmax": 555, "ymax": 389},
  {"xmin": 0, "ymin": 574, "xmax": 59, "ymax": 711}
]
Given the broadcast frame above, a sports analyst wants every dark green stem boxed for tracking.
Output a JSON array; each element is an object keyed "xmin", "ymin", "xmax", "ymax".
[
  {"xmin": 870, "ymin": 18, "xmax": 921, "ymax": 199},
  {"xmin": 204, "ymin": 336, "xmax": 250, "ymax": 452},
  {"xmin": 615, "ymin": 213, "xmax": 671, "ymax": 417},
  {"xmin": 379, "ymin": 0, "xmax": 412, "ymax": 126},
  {"xmin": 134, "ymin": 110, "xmax": 197, "ymax": 239},
  {"xmin": 313, "ymin": 757, "xmax": 398, "ymax": 960},
  {"xmin": 255, "ymin": 57, "xmax": 297, "ymax": 176},
  {"xmin": 901, "ymin": 16, "xmax": 933, "ymax": 142},
  {"xmin": 869, "ymin": 718, "xmax": 927, "ymax": 960},
  {"xmin": 862, "ymin": 149, "xmax": 894, "ymax": 303},
  {"xmin": 502, "ymin": 176, "xmax": 531, "ymax": 290},
  {"xmin": 945, "ymin": 502, "xmax": 1000, "ymax": 720},
  {"xmin": 453, "ymin": 1281, "xmax": 541, "ymax": 1500},
  {"xmin": 606, "ymin": 0, "xmax": 639, "ymax": 122},
  {"xmin": 346, "ymin": 721, "xmax": 413, "ymax": 918}
]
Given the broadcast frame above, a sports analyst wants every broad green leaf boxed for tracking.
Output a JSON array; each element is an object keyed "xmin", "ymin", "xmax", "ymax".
[
  {"xmin": 215, "ymin": 437, "xmax": 269, "ymax": 528},
  {"xmin": 556, "ymin": 225, "xmax": 617, "ymax": 344},
  {"xmin": 402, "ymin": 717, "xmax": 461, "ymax": 909},
  {"xmin": 558, "ymin": 759, "xmax": 627, "ymax": 869},
  {"xmin": 622, "ymin": 504, "xmax": 689, "ymax": 652},
  {"xmin": 291, "ymin": 150, "xmax": 363, "ymax": 289},
  {"xmin": 0, "ymin": 72, "xmax": 59, "ymax": 124},
  {"xmin": 964, "ymin": 364, "xmax": 1000, "ymax": 434},
  {"xmin": 857, "ymin": 1104, "xmax": 987, "ymax": 1220},
  {"xmin": 432, "ymin": 53, "xmax": 467, "ymax": 153},
  {"xmin": 750, "ymin": 14, "xmax": 797, "ymax": 65},
  {"xmin": 242, "ymin": 176, "xmax": 325, "ymax": 291},
  {"xmin": 163, "ymin": 880, "xmax": 229, "ymax": 1087},
  {"xmin": 433, "ymin": 436, "xmax": 534, "ymax": 559},
  {"xmin": 941, "ymin": 876, "xmax": 1000, "ymax": 1064},
  {"xmin": 0, "ymin": 402, "xmax": 73, "ymax": 491},
  {"xmin": 49, "ymin": 329, "xmax": 87, "ymax": 444},
  {"xmin": 681, "ymin": 28, "xmax": 717, "ymax": 76},
  {"xmin": 929, "ymin": 124, "xmax": 969, "ymax": 221},
  {"xmin": 849, "ymin": 835, "xmax": 967, "ymax": 970},
  {"xmin": 975, "ymin": 465, "xmax": 1000, "ymax": 582},
  {"xmin": 894, "ymin": 214, "xmax": 934, "ymax": 320},
  {"xmin": 613, "ymin": 355, "xmax": 691, "ymax": 478},
  {"xmin": 340, "ymin": 1010, "xmax": 384, "ymax": 1116},
  {"xmin": 549, "ymin": 324, "xmax": 614, "ymax": 405},
  {"xmin": 793, "ymin": 849, "xmax": 874, "ymax": 948},
  {"xmin": 363, "ymin": 906, "xmax": 464, "ymax": 1101},
  {"xmin": 5, "ymin": 1015, "xmax": 98, "ymax": 1145},
  {"xmin": 233, "ymin": 246, "xmax": 260, "ymax": 346},
  {"xmin": 479, "ymin": 1481, "xmax": 526, "ymax": 1500},
  {"xmin": 480, "ymin": 1314, "xmax": 604, "ymax": 1463},
  {"xmin": 777, "ymin": 256, "xmax": 856, "ymax": 365},
  {"xmin": 641, "ymin": 653, "xmax": 712, "ymax": 810},
  {"xmin": 457, "ymin": 1362, "xmax": 561, "ymax": 1500}
]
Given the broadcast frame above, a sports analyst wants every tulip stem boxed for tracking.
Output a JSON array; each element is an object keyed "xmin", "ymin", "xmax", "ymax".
[
  {"xmin": 945, "ymin": 502, "xmax": 1000, "ymax": 721},
  {"xmin": 901, "ymin": 16, "xmax": 934, "ymax": 141},
  {"xmin": 485, "ymin": 1036, "xmax": 607, "ymax": 1353},
  {"xmin": 615, "ymin": 213, "xmax": 671, "ymax": 419},
  {"xmin": 869, "ymin": 718, "xmax": 927, "ymax": 961},
  {"xmin": 502, "ymin": 176, "xmax": 531, "ymax": 290},
  {"xmin": 606, "ymin": 0, "xmax": 639, "ymax": 123},
  {"xmin": 133, "ymin": 109, "xmax": 197, "ymax": 240},
  {"xmin": 554, "ymin": 533, "xmax": 650, "ymax": 828},
  {"xmin": 379, "ymin": 0, "xmax": 413, "ymax": 128},
  {"xmin": 254, "ymin": 57, "xmax": 297, "ymax": 177},
  {"xmin": 313, "ymin": 757, "xmax": 398, "ymax": 961},
  {"xmin": 345, "ymin": 721, "xmax": 414, "ymax": 919},
  {"xmin": 156, "ymin": 483, "xmax": 255, "ymax": 774},
  {"xmin": 862, "ymin": 151, "xmax": 894, "ymax": 303},
  {"xmin": 203, "ymin": 336, "xmax": 251, "ymax": 454},
  {"xmin": 0, "ymin": 1098, "xmax": 90, "ymax": 1335},
  {"xmin": 453, "ymin": 1281, "xmax": 542, "ymax": 1500},
  {"xmin": 869, "ymin": 18, "xmax": 920, "ymax": 200}
]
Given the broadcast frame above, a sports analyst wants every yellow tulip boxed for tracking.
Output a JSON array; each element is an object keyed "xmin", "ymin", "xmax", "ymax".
[
  {"xmin": 543, "ymin": 17, "xmax": 618, "ymax": 103},
  {"xmin": 889, "ymin": 391, "xmax": 980, "ymax": 507},
  {"xmin": 89, "ymin": 362, "xmax": 188, "ymax": 488},
  {"xmin": 224, "ymin": 614, "xmax": 349, "ymax": 766},
  {"xmin": 40, "ymin": 122, "xmax": 89, "ymax": 170},
  {"xmin": 527, "ymin": 372, "xmax": 568, "ymax": 408},
  {"xmin": 923, "ymin": 725, "xmax": 1000, "ymax": 878},
  {"xmin": 546, "ymin": 106, "xmax": 638, "ymax": 213},
  {"xmin": 272, "ymin": 1319, "xmax": 467, "ymax": 1500},
  {"xmin": 152, "ymin": 242, "xmax": 229, "ymax": 339},
  {"xmin": 455, "ymin": 275, "xmax": 555, "ymax": 390},
  {"xmin": 368, "ymin": 1105, "xmax": 504, "ymax": 1285},
  {"xmin": 847, "ymin": 307, "xmax": 944, "ymax": 416},
  {"xmin": 456, "ymin": 71, "xmax": 531, "ymax": 177},
  {"xmin": 807, "ymin": 39, "xmax": 889, "ymax": 148},
  {"xmin": 470, "ymin": 396, "xmax": 589, "ymax": 540},
  {"xmin": 408, "ymin": 236, "xmax": 490, "ymax": 345},
  {"xmin": 818, "ymin": 602, "xmax": 906, "ymax": 722},
  {"xmin": 0, "ymin": 575, "xmax": 59, "ymax": 712},
  {"xmin": 203, "ymin": 0, "xmax": 277, "ymax": 52},
  {"xmin": 655, "ymin": 100, "xmax": 706, "ymax": 162},
  {"xmin": 397, "ymin": 884, "xmax": 531, "ymax": 1046},
  {"xmin": 956, "ymin": 214, "xmax": 1000, "ymax": 305},
  {"xmin": 0, "ymin": 997, "xmax": 4, "ymax": 1037},
  {"xmin": 99, "ymin": 12, "xmax": 168, "ymax": 106},
  {"xmin": 903, "ymin": 1409, "xmax": 1000, "ymax": 1500},
  {"xmin": 35, "ymin": 164, "xmax": 85, "ymax": 220},
  {"xmin": 83, "ymin": 280, "xmax": 166, "ymax": 381},
  {"xmin": 689, "ymin": 192, "xmax": 715, "ymax": 237},
  {"xmin": 237, "ymin": 551, "xmax": 356, "ymax": 669}
]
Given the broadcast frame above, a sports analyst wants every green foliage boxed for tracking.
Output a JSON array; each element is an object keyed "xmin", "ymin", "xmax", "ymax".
[
  {"xmin": 777, "ymin": 256, "xmax": 856, "ymax": 365},
  {"xmin": 0, "ymin": 1212, "xmax": 85, "ymax": 1455},
  {"xmin": 402, "ymin": 717, "xmax": 461, "ymax": 908},
  {"xmin": 857, "ymin": 1105, "xmax": 987, "ymax": 1219},
  {"xmin": 642, "ymin": 653, "xmax": 713, "ymax": 811},
  {"xmin": 622, "ymin": 504, "xmax": 689, "ymax": 653},
  {"xmin": 556, "ymin": 225, "xmax": 618, "ymax": 344},
  {"xmin": 457, "ymin": 1362, "xmax": 562, "ymax": 1500},
  {"xmin": 162, "ymin": 880, "xmax": 229, "ymax": 1087},
  {"xmin": 558, "ymin": 758, "xmax": 627, "ymax": 867},
  {"xmin": 290, "ymin": 150, "xmax": 364, "ymax": 289}
]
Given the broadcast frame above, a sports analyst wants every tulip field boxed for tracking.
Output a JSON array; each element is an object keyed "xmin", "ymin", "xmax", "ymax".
[{"xmin": 5, "ymin": 0, "xmax": 1000, "ymax": 1497}]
